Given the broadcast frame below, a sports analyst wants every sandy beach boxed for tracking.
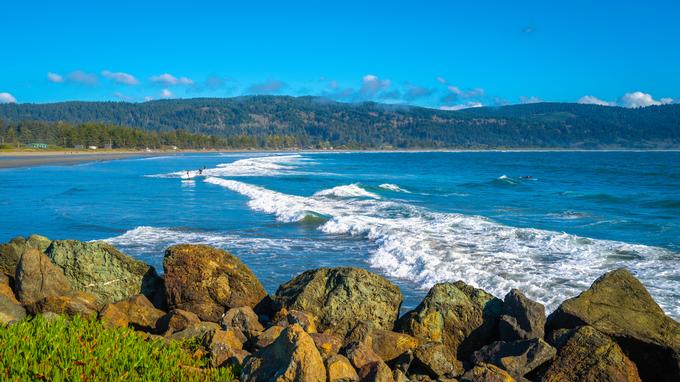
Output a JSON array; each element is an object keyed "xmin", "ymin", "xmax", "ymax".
[{"xmin": 0, "ymin": 150, "xmax": 166, "ymax": 169}]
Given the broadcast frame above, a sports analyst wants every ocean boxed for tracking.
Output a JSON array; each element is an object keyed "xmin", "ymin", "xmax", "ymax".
[{"xmin": 1, "ymin": 151, "xmax": 678, "ymax": 318}]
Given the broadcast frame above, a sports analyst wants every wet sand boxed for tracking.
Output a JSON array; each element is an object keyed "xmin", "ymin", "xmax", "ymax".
[{"xmin": 0, "ymin": 151, "xmax": 159, "ymax": 169}]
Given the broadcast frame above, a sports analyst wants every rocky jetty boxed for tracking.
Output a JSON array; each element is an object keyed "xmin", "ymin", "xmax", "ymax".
[{"xmin": 0, "ymin": 235, "xmax": 679, "ymax": 382}]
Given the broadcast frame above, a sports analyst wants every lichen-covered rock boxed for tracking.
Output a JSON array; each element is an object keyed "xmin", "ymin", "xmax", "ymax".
[
  {"xmin": 538, "ymin": 326, "xmax": 641, "ymax": 382},
  {"xmin": 275, "ymin": 267, "xmax": 403, "ymax": 338},
  {"xmin": 46, "ymin": 240, "xmax": 163, "ymax": 307},
  {"xmin": 15, "ymin": 248, "xmax": 72, "ymax": 305},
  {"xmin": 164, "ymin": 244, "xmax": 267, "ymax": 322},
  {"xmin": 371, "ymin": 329, "xmax": 419, "ymax": 363},
  {"xmin": 326, "ymin": 354, "xmax": 360, "ymax": 382},
  {"xmin": 0, "ymin": 235, "xmax": 51, "ymax": 277},
  {"xmin": 310, "ymin": 332, "xmax": 343, "ymax": 359},
  {"xmin": 0, "ymin": 273, "xmax": 18, "ymax": 304},
  {"xmin": 398, "ymin": 281, "xmax": 503, "ymax": 362},
  {"xmin": 411, "ymin": 342, "xmax": 464, "ymax": 378},
  {"xmin": 461, "ymin": 363, "xmax": 516, "ymax": 382},
  {"xmin": 203, "ymin": 327, "xmax": 247, "ymax": 365},
  {"xmin": 498, "ymin": 289, "xmax": 545, "ymax": 342},
  {"xmin": 241, "ymin": 324, "xmax": 326, "ymax": 382},
  {"xmin": 358, "ymin": 361, "xmax": 394, "ymax": 382},
  {"xmin": 0, "ymin": 294, "xmax": 26, "ymax": 325},
  {"xmin": 99, "ymin": 303, "xmax": 130, "ymax": 328},
  {"xmin": 169, "ymin": 321, "xmax": 221, "ymax": 341},
  {"xmin": 255, "ymin": 325, "xmax": 286, "ymax": 349},
  {"xmin": 546, "ymin": 268, "xmax": 680, "ymax": 382},
  {"xmin": 343, "ymin": 322, "xmax": 383, "ymax": 370},
  {"xmin": 219, "ymin": 306, "xmax": 265, "ymax": 340},
  {"xmin": 156, "ymin": 309, "xmax": 201, "ymax": 335},
  {"xmin": 471, "ymin": 338, "xmax": 555, "ymax": 378},
  {"xmin": 100, "ymin": 294, "xmax": 165, "ymax": 332},
  {"xmin": 26, "ymin": 291, "xmax": 99, "ymax": 318}
]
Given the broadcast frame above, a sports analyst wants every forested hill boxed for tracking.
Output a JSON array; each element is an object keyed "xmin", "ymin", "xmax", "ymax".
[{"xmin": 1, "ymin": 96, "xmax": 679, "ymax": 149}]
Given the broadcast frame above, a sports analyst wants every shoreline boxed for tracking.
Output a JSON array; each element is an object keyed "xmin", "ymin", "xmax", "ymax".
[{"xmin": 1, "ymin": 147, "xmax": 678, "ymax": 170}]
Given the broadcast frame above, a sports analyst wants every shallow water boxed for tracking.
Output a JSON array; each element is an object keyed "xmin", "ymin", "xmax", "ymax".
[{"xmin": 1, "ymin": 151, "xmax": 678, "ymax": 317}]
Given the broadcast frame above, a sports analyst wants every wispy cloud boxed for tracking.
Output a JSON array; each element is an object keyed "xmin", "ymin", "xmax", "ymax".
[
  {"xmin": 247, "ymin": 79, "xmax": 287, "ymax": 94},
  {"xmin": 519, "ymin": 95, "xmax": 541, "ymax": 104},
  {"xmin": 0, "ymin": 92, "xmax": 17, "ymax": 103},
  {"xmin": 359, "ymin": 74, "xmax": 391, "ymax": 97},
  {"xmin": 47, "ymin": 72, "xmax": 64, "ymax": 83},
  {"xmin": 578, "ymin": 95, "xmax": 614, "ymax": 106},
  {"xmin": 442, "ymin": 85, "xmax": 485, "ymax": 102},
  {"xmin": 440, "ymin": 101, "xmax": 483, "ymax": 111},
  {"xmin": 522, "ymin": 26, "xmax": 536, "ymax": 34},
  {"xmin": 102, "ymin": 70, "xmax": 139, "ymax": 85},
  {"xmin": 151, "ymin": 73, "xmax": 194, "ymax": 86},
  {"xmin": 436, "ymin": 76, "xmax": 447, "ymax": 84},
  {"xmin": 113, "ymin": 92, "xmax": 133, "ymax": 101},
  {"xmin": 403, "ymin": 84, "xmax": 434, "ymax": 101},
  {"xmin": 160, "ymin": 89, "xmax": 174, "ymax": 98},
  {"xmin": 68, "ymin": 70, "xmax": 98, "ymax": 85}
]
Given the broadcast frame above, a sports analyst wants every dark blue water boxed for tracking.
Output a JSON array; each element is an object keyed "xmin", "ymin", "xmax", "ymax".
[{"xmin": 1, "ymin": 151, "xmax": 678, "ymax": 317}]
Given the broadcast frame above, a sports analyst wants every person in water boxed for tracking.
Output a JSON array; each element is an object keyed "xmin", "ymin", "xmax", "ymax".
[{"xmin": 198, "ymin": 168, "xmax": 203, "ymax": 175}]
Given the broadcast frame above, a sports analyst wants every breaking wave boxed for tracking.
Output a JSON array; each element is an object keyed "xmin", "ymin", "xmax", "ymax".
[
  {"xmin": 148, "ymin": 154, "xmax": 305, "ymax": 178},
  {"xmin": 314, "ymin": 184, "xmax": 380, "ymax": 199},
  {"xmin": 379, "ymin": 183, "xmax": 411, "ymax": 193},
  {"xmin": 204, "ymin": 177, "xmax": 680, "ymax": 318}
]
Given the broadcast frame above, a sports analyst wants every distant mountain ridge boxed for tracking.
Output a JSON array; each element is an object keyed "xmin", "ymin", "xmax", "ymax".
[{"xmin": 1, "ymin": 96, "xmax": 679, "ymax": 149}]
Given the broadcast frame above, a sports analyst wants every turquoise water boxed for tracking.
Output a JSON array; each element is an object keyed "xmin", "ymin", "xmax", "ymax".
[{"xmin": 1, "ymin": 151, "xmax": 678, "ymax": 317}]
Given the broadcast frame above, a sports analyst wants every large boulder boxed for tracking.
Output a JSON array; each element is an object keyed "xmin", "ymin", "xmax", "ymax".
[
  {"xmin": 0, "ymin": 273, "xmax": 18, "ymax": 304},
  {"xmin": 163, "ymin": 244, "xmax": 266, "ymax": 322},
  {"xmin": 539, "ymin": 326, "xmax": 641, "ymax": 382},
  {"xmin": 15, "ymin": 248, "xmax": 72, "ymax": 305},
  {"xmin": 499, "ymin": 289, "xmax": 545, "ymax": 342},
  {"xmin": 275, "ymin": 267, "xmax": 403, "ymax": 338},
  {"xmin": 46, "ymin": 240, "xmax": 164, "ymax": 307},
  {"xmin": 0, "ymin": 235, "xmax": 51, "ymax": 277},
  {"xmin": 546, "ymin": 268, "xmax": 680, "ymax": 382},
  {"xmin": 371, "ymin": 329, "xmax": 419, "ymax": 363},
  {"xmin": 397, "ymin": 281, "xmax": 503, "ymax": 362},
  {"xmin": 241, "ymin": 324, "xmax": 326, "ymax": 382},
  {"xmin": 471, "ymin": 338, "xmax": 556, "ymax": 379},
  {"xmin": 325, "ymin": 354, "xmax": 359, "ymax": 381},
  {"xmin": 411, "ymin": 342, "xmax": 464, "ymax": 378}
]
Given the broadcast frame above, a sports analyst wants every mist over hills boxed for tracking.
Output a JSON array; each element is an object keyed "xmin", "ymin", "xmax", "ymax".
[{"xmin": 1, "ymin": 96, "xmax": 679, "ymax": 149}]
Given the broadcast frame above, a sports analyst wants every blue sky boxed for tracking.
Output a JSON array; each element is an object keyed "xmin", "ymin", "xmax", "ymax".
[{"xmin": 1, "ymin": 0, "xmax": 679, "ymax": 109}]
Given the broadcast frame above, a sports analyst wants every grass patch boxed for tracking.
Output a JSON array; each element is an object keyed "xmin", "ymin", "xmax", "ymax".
[{"xmin": 0, "ymin": 315, "xmax": 236, "ymax": 381}]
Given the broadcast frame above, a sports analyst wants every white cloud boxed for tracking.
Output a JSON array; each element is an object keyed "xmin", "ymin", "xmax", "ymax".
[
  {"xmin": 102, "ymin": 70, "xmax": 139, "ymax": 85},
  {"xmin": 620, "ymin": 91, "xmax": 661, "ymax": 108},
  {"xmin": 660, "ymin": 97, "xmax": 675, "ymax": 105},
  {"xmin": 577, "ymin": 95, "xmax": 614, "ymax": 106},
  {"xmin": 144, "ymin": 96, "xmax": 154, "ymax": 102},
  {"xmin": 68, "ymin": 70, "xmax": 98, "ymax": 85},
  {"xmin": 161, "ymin": 89, "xmax": 174, "ymax": 98},
  {"xmin": 151, "ymin": 73, "xmax": 194, "ymax": 86},
  {"xmin": 0, "ymin": 92, "xmax": 17, "ymax": 103},
  {"xmin": 47, "ymin": 72, "xmax": 64, "ymax": 83},
  {"xmin": 519, "ymin": 95, "xmax": 542, "ymax": 104},
  {"xmin": 447, "ymin": 86, "xmax": 484, "ymax": 98},
  {"xmin": 440, "ymin": 101, "xmax": 483, "ymax": 111},
  {"xmin": 436, "ymin": 76, "xmax": 447, "ymax": 84},
  {"xmin": 359, "ymin": 74, "xmax": 391, "ymax": 97}
]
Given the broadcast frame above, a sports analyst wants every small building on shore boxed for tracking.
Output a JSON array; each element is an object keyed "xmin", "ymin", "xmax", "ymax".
[{"xmin": 27, "ymin": 143, "xmax": 48, "ymax": 149}]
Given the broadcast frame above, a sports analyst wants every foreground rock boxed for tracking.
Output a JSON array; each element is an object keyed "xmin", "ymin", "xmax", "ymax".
[
  {"xmin": 241, "ymin": 324, "xmax": 326, "ymax": 382},
  {"xmin": 461, "ymin": 363, "xmax": 516, "ymax": 382},
  {"xmin": 99, "ymin": 294, "xmax": 165, "ymax": 332},
  {"xmin": 471, "ymin": 338, "xmax": 555, "ymax": 378},
  {"xmin": 26, "ymin": 291, "xmax": 99, "ymax": 318},
  {"xmin": 275, "ymin": 267, "xmax": 403, "ymax": 338},
  {"xmin": 47, "ymin": 240, "xmax": 164, "ymax": 307},
  {"xmin": 540, "ymin": 325, "xmax": 641, "ymax": 382},
  {"xmin": 0, "ymin": 275, "xmax": 25, "ymax": 324},
  {"xmin": 15, "ymin": 248, "xmax": 72, "ymax": 305},
  {"xmin": 499, "ymin": 289, "xmax": 545, "ymax": 342},
  {"xmin": 0, "ymin": 235, "xmax": 52, "ymax": 276},
  {"xmin": 164, "ymin": 244, "xmax": 267, "ymax": 322},
  {"xmin": 325, "ymin": 354, "xmax": 359, "ymax": 381},
  {"xmin": 156, "ymin": 309, "xmax": 201, "ymax": 335},
  {"xmin": 398, "ymin": 281, "xmax": 503, "ymax": 362},
  {"xmin": 547, "ymin": 268, "xmax": 680, "ymax": 382},
  {"xmin": 219, "ymin": 306, "xmax": 265, "ymax": 340}
]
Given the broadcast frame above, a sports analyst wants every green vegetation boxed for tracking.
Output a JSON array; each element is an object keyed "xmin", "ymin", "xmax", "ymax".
[
  {"xmin": 1, "ymin": 96, "xmax": 679, "ymax": 149},
  {"xmin": 0, "ymin": 315, "xmax": 235, "ymax": 381}
]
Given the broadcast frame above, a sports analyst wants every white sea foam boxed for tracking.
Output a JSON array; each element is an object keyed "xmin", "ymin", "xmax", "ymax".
[
  {"xmin": 379, "ymin": 183, "xmax": 411, "ymax": 193},
  {"xmin": 314, "ymin": 184, "xmax": 380, "ymax": 199},
  {"xmin": 148, "ymin": 154, "xmax": 305, "ymax": 178},
  {"xmin": 205, "ymin": 177, "xmax": 680, "ymax": 318}
]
